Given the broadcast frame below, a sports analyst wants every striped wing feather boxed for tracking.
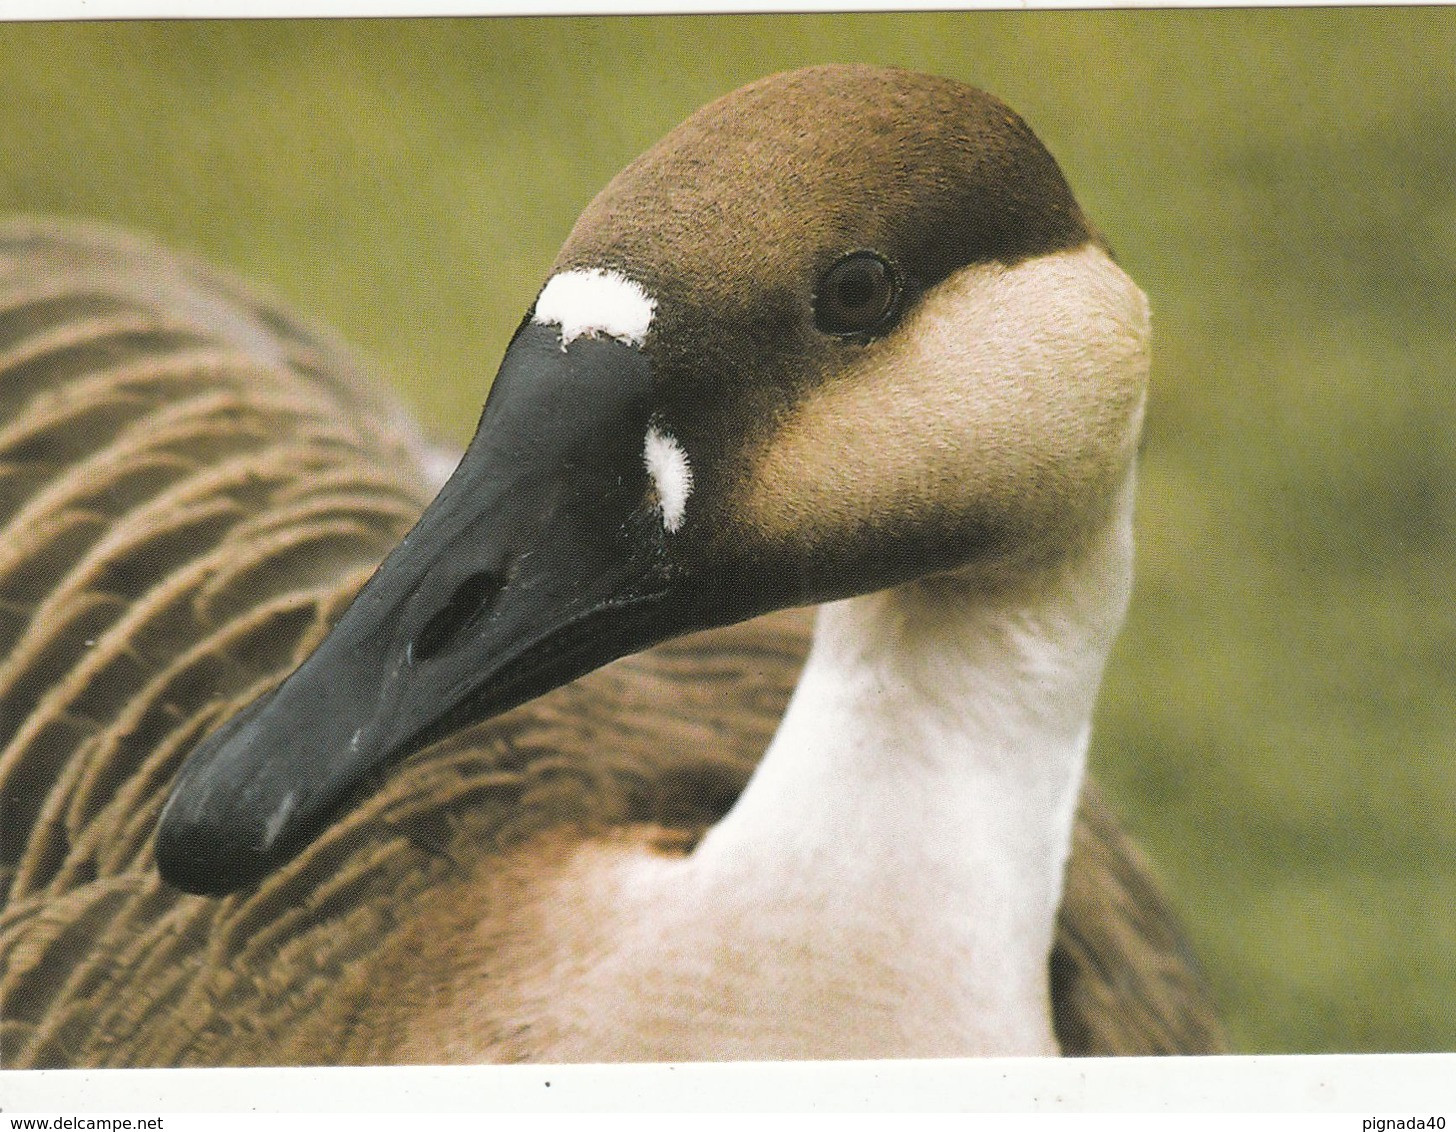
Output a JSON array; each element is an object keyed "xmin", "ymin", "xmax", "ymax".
[{"xmin": 0, "ymin": 219, "xmax": 1224, "ymax": 1067}]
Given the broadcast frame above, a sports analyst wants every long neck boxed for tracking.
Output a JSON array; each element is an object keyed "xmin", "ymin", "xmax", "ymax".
[{"xmin": 691, "ymin": 476, "xmax": 1136, "ymax": 1056}]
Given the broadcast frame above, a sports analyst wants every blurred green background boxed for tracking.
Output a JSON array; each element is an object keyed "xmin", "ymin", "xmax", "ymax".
[{"xmin": 2, "ymin": 12, "xmax": 1453, "ymax": 1055}]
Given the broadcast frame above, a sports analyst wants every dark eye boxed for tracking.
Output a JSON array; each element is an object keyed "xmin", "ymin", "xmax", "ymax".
[{"xmin": 814, "ymin": 251, "xmax": 901, "ymax": 338}]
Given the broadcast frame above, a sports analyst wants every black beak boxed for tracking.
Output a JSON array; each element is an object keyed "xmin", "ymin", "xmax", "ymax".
[{"xmin": 157, "ymin": 323, "xmax": 687, "ymax": 895}]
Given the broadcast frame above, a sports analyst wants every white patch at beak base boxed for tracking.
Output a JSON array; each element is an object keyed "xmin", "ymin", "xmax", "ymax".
[
  {"xmin": 644, "ymin": 426, "xmax": 692, "ymax": 533},
  {"xmin": 533, "ymin": 269, "xmax": 657, "ymax": 348}
]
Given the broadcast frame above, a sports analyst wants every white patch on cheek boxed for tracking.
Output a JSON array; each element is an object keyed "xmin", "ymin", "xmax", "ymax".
[
  {"xmin": 533, "ymin": 269, "xmax": 657, "ymax": 348},
  {"xmin": 643, "ymin": 426, "xmax": 693, "ymax": 533}
]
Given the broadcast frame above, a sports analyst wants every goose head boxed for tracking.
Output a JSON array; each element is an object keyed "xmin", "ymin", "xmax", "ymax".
[{"xmin": 157, "ymin": 64, "xmax": 1150, "ymax": 897}]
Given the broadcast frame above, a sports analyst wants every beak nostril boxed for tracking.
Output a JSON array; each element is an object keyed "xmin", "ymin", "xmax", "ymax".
[{"xmin": 412, "ymin": 568, "xmax": 507, "ymax": 663}]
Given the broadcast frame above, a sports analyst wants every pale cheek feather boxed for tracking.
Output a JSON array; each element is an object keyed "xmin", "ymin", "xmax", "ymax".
[
  {"xmin": 743, "ymin": 244, "xmax": 1150, "ymax": 546},
  {"xmin": 643, "ymin": 425, "xmax": 693, "ymax": 532},
  {"xmin": 533, "ymin": 268, "xmax": 657, "ymax": 348}
]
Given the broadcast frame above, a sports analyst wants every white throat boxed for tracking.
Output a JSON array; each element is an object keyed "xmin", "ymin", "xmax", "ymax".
[
  {"xmin": 683, "ymin": 473, "xmax": 1137, "ymax": 1057},
  {"xmin": 414, "ymin": 474, "xmax": 1138, "ymax": 1065}
]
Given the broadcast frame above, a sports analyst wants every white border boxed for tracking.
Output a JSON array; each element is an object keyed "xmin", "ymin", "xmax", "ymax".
[
  {"xmin": 0, "ymin": 2, "xmax": 1448, "ymax": 1116},
  {"xmin": 5, "ymin": 1055, "xmax": 1456, "ymax": 1112}
]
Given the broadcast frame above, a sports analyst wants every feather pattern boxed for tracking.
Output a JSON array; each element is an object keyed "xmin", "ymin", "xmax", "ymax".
[{"xmin": 0, "ymin": 220, "xmax": 1223, "ymax": 1067}]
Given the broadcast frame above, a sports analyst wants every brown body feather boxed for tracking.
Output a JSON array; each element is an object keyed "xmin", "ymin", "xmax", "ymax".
[{"xmin": 0, "ymin": 220, "xmax": 1224, "ymax": 1067}]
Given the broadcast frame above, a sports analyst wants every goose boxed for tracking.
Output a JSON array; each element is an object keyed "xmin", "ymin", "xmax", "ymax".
[{"xmin": 0, "ymin": 64, "xmax": 1225, "ymax": 1066}]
